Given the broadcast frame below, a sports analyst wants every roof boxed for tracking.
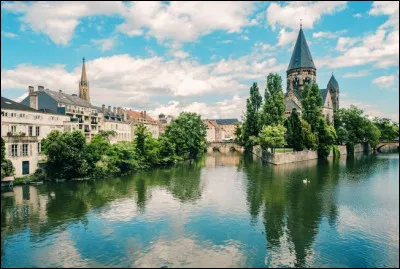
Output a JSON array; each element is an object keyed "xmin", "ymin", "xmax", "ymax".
[
  {"xmin": 37, "ymin": 108, "xmax": 65, "ymax": 115},
  {"xmin": 320, "ymin": 88, "xmax": 328, "ymax": 103},
  {"xmin": 327, "ymin": 74, "xmax": 339, "ymax": 90},
  {"xmin": 204, "ymin": 120, "xmax": 216, "ymax": 128},
  {"xmin": 1, "ymin": 96, "xmax": 37, "ymax": 112},
  {"xmin": 286, "ymin": 99, "xmax": 302, "ymax": 111},
  {"xmin": 40, "ymin": 89, "xmax": 94, "ymax": 108},
  {"xmin": 287, "ymin": 28, "xmax": 316, "ymax": 71},
  {"xmin": 127, "ymin": 110, "xmax": 157, "ymax": 124},
  {"xmin": 80, "ymin": 58, "xmax": 88, "ymax": 84},
  {"xmin": 214, "ymin": 119, "xmax": 239, "ymax": 125}
]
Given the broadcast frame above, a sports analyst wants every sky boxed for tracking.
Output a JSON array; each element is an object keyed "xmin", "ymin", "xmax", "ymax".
[{"xmin": 1, "ymin": 1, "xmax": 399, "ymax": 121}]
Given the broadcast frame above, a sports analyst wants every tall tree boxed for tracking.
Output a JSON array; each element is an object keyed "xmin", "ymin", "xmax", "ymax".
[
  {"xmin": 243, "ymin": 82, "xmax": 263, "ymax": 150},
  {"xmin": 301, "ymin": 120, "xmax": 317, "ymax": 150},
  {"xmin": 286, "ymin": 108, "xmax": 303, "ymax": 151},
  {"xmin": 316, "ymin": 117, "xmax": 337, "ymax": 158},
  {"xmin": 262, "ymin": 73, "xmax": 286, "ymax": 126},
  {"xmin": 250, "ymin": 82, "xmax": 263, "ymax": 113},
  {"xmin": 301, "ymin": 82, "xmax": 323, "ymax": 132}
]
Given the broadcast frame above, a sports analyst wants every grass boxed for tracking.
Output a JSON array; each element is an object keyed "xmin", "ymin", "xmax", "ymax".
[
  {"xmin": 13, "ymin": 175, "xmax": 38, "ymax": 185},
  {"xmin": 275, "ymin": 148, "xmax": 294, "ymax": 153}
]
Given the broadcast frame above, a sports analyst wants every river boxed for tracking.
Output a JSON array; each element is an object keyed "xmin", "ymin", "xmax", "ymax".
[{"xmin": 1, "ymin": 152, "xmax": 399, "ymax": 268}]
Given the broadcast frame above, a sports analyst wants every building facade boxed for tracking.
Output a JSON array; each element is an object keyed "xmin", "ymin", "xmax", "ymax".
[
  {"xmin": 204, "ymin": 120, "xmax": 217, "ymax": 142},
  {"xmin": 128, "ymin": 110, "xmax": 159, "ymax": 138},
  {"xmin": 284, "ymin": 26, "xmax": 339, "ymax": 123},
  {"xmin": 1, "ymin": 97, "xmax": 70, "ymax": 177},
  {"xmin": 96, "ymin": 105, "xmax": 131, "ymax": 143},
  {"xmin": 206, "ymin": 119, "xmax": 239, "ymax": 142}
]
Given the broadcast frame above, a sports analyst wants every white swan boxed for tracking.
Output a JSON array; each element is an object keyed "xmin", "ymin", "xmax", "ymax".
[{"xmin": 303, "ymin": 178, "xmax": 310, "ymax": 184}]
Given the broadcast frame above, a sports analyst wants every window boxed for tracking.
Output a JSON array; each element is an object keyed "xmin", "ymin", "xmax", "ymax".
[
  {"xmin": 20, "ymin": 113, "xmax": 25, "ymax": 118},
  {"xmin": 11, "ymin": 144, "xmax": 18, "ymax": 156},
  {"xmin": 22, "ymin": 144, "xmax": 28, "ymax": 156},
  {"xmin": 36, "ymin": 126, "xmax": 40, "ymax": 136},
  {"xmin": 11, "ymin": 125, "xmax": 17, "ymax": 134},
  {"xmin": 22, "ymin": 161, "xmax": 29, "ymax": 175},
  {"xmin": 29, "ymin": 126, "xmax": 33, "ymax": 136}
]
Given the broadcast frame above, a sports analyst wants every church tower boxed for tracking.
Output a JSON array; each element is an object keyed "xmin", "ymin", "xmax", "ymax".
[
  {"xmin": 327, "ymin": 74, "xmax": 339, "ymax": 111},
  {"xmin": 79, "ymin": 57, "xmax": 90, "ymax": 103},
  {"xmin": 286, "ymin": 24, "xmax": 316, "ymax": 97}
]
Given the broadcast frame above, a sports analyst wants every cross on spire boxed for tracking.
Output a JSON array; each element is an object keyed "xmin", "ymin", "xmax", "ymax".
[
  {"xmin": 83, "ymin": 57, "xmax": 85, "ymax": 63},
  {"xmin": 300, "ymin": 18, "xmax": 302, "ymax": 29}
]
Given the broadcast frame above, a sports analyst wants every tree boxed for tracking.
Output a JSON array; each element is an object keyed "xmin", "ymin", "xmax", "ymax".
[
  {"xmin": 262, "ymin": 73, "xmax": 286, "ymax": 126},
  {"xmin": 243, "ymin": 83, "xmax": 263, "ymax": 150},
  {"xmin": 373, "ymin": 117, "xmax": 398, "ymax": 140},
  {"xmin": 45, "ymin": 130, "xmax": 90, "ymax": 179},
  {"xmin": 234, "ymin": 124, "xmax": 244, "ymax": 146},
  {"xmin": 316, "ymin": 117, "xmax": 337, "ymax": 158},
  {"xmin": 1, "ymin": 138, "xmax": 14, "ymax": 179},
  {"xmin": 134, "ymin": 123, "xmax": 151, "ymax": 156},
  {"xmin": 257, "ymin": 125, "xmax": 286, "ymax": 153},
  {"xmin": 285, "ymin": 108, "xmax": 303, "ymax": 151},
  {"xmin": 301, "ymin": 82, "xmax": 323, "ymax": 132},
  {"xmin": 301, "ymin": 120, "xmax": 317, "ymax": 150},
  {"xmin": 164, "ymin": 112, "xmax": 207, "ymax": 159},
  {"xmin": 336, "ymin": 126, "xmax": 349, "ymax": 145},
  {"xmin": 365, "ymin": 121, "xmax": 381, "ymax": 150}
]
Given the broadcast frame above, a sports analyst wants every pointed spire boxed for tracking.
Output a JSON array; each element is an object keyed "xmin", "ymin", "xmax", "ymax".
[
  {"xmin": 80, "ymin": 57, "xmax": 88, "ymax": 85},
  {"xmin": 327, "ymin": 73, "xmax": 339, "ymax": 89},
  {"xmin": 287, "ymin": 28, "xmax": 316, "ymax": 71}
]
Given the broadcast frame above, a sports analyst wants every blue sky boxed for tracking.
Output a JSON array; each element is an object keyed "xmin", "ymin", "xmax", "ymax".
[{"xmin": 1, "ymin": 1, "xmax": 398, "ymax": 121}]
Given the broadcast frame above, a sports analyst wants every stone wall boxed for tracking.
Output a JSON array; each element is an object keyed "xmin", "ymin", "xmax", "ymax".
[{"xmin": 253, "ymin": 144, "xmax": 366, "ymax": 165}]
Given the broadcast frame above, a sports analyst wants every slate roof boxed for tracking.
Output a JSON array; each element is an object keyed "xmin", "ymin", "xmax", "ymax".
[
  {"xmin": 214, "ymin": 119, "xmax": 239, "ymax": 125},
  {"xmin": 327, "ymin": 74, "xmax": 339, "ymax": 90},
  {"xmin": 127, "ymin": 110, "xmax": 157, "ymax": 124},
  {"xmin": 287, "ymin": 28, "xmax": 316, "ymax": 71},
  {"xmin": 286, "ymin": 99, "xmax": 302, "ymax": 111},
  {"xmin": 40, "ymin": 89, "xmax": 94, "ymax": 108},
  {"xmin": 320, "ymin": 88, "xmax": 328, "ymax": 103},
  {"xmin": 1, "ymin": 96, "xmax": 37, "ymax": 112}
]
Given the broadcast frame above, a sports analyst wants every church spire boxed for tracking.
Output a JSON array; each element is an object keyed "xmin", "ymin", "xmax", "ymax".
[
  {"xmin": 79, "ymin": 57, "xmax": 90, "ymax": 102},
  {"xmin": 287, "ymin": 27, "xmax": 316, "ymax": 71}
]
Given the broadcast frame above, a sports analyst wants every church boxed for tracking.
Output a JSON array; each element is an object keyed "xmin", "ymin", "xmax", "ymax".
[{"xmin": 284, "ymin": 25, "xmax": 339, "ymax": 124}]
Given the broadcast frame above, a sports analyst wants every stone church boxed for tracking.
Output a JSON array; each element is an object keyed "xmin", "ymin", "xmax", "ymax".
[{"xmin": 284, "ymin": 26, "xmax": 339, "ymax": 124}]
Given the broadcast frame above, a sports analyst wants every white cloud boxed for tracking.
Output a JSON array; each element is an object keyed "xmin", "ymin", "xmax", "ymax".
[
  {"xmin": 313, "ymin": 30, "xmax": 347, "ymax": 39},
  {"xmin": 353, "ymin": 13, "xmax": 362, "ymax": 18},
  {"xmin": 369, "ymin": 1, "xmax": 399, "ymax": 30},
  {"xmin": 218, "ymin": 40, "xmax": 233, "ymax": 44},
  {"xmin": 1, "ymin": 1, "xmax": 126, "ymax": 45},
  {"xmin": 335, "ymin": 37, "xmax": 359, "ymax": 52},
  {"xmin": 266, "ymin": 2, "xmax": 347, "ymax": 30},
  {"xmin": 149, "ymin": 95, "xmax": 247, "ymax": 120},
  {"xmin": 117, "ymin": 1, "xmax": 256, "ymax": 43},
  {"xmin": 277, "ymin": 28, "xmax": 297, "ymax": 47},
  {"xmin": 372, "ymin": 75, "xmax": 396, "ymax": 88},
  {"xmin": 343, "ymin": 70, "xmax": 369, "ymax": 78},
  {"xmin": 91, "ymin": 36, "xmax": 117, "ymax": 52},
  {"xmin": 1, "ymin": 31, "xmax": 18, "ymax": 38},
  {"xmin": 340, "ymin": 98, "xmax": 399, "ymax": 122}
]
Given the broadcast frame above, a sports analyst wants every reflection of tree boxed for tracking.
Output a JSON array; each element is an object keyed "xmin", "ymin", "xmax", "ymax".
[{"xmin": 243, "ymin": 158, "xmax": 341, "ymax": 267}]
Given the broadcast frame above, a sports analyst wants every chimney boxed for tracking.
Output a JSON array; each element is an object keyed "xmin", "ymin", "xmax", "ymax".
[
  {"xmin": 28, "ymin": 86, "xmax": 34, "ymax": 95},
  {"xmin": 144, "ymin": 110, "xmax": 146, "ymax": 119},
  {"xmin": 29, "ymin": 93, "xmax": 38, "ymax": 110},
  {"xmin": 102, "ymin": 104, "xmax": 105, "ymax": 113},
  {"xmin": 113, "ymin": 107, "xmax": 117, "ymax": 115},
  {"xmin": 117, "ymin": 107, "xmax": 121, "ymax": 116},
  {"xmin": 59, "ymin": 89, "xmax": 62, "ymax": 93},
  {"xmin": 38, "ymin": 85, "xmax": 44, "ymax": 92},
  {"xmin": 140, "ymin": 111, "xmax": 144, "ymax": 118},
  {"xmin": 108, "ymin": 106, "xmax": 111, "ymax": 113}
]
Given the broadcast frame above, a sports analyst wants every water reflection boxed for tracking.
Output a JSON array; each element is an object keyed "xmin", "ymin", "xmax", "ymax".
[{"xmin": 1, "ymin": 152, "xmax": 398, "ymax": 268}]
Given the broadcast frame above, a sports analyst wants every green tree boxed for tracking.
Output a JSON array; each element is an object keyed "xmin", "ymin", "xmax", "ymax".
[
  {"xmin": 1, "ymin": 138, "xmax": 14, "ymax": 179},
  {"xmin": 262, "ymin": 73, "xmax": 285, "ymax": 126},
  {"xmin": 301, "ymin": 120, "xmax": 317, "ymax": 150},
  {"xmin": 373, "ymin": 117, "xmax": 398, "ymax": 140},
  {"xmin": 45, "ymin": 130, "xmax": 90, "ymax": 179},
  {"xmin": 285, "ymin": 108, "xmax": 303, "ymax": 151},
  {"xmin": 250, "ymin": 82, "xmax": 263, "ymax": 113},
  {"xmin": 316, "ymin": 117, "xmax": 337, "ymax": 158},
  {"xmin": 164, "ymin": 112, "xmax": 207, "ymax": 159},
  {"xmin": 336, "ymin": 126, "xmax": 349, "ymax": 145},
  {"xmin": 365, "ymin": 121, "xmax": 381, "ymax": 150},
  {"xmin": 243, "ymin": 83, "xmax": 263, "ymax": 150},
  {"xmin": 234, "ymin": 124, "xmax": 244, "ymax": 146},
  {"xmin": 134, "ymin": 123, "xmax": 150, "ymax": 156},
  {"xmin": 258, "ymin": 124, "xmax": 286, "ymax": 153},
  {"xmin": 301, "ymin": 82, "xmax": 323, "ymax": 132}
]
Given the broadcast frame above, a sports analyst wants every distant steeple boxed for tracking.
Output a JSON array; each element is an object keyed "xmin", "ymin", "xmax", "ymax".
[
  {"xmin": 287, "ymin": 27, "xmax": 316, "ymax": 71},
  {"xmin": 79, "ymin": 57, "xmax": 90, "ymax": 102},
  {"xmin": 327, "ymin": 74, "xmax": 339, "ymax": 90}
]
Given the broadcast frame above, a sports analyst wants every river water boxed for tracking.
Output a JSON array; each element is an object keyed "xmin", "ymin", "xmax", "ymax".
[{"xmin": 1, "ymin": 152, "xmax": 399, "ymax": 268}]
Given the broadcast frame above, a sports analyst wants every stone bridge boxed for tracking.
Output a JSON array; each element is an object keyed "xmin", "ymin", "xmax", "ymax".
[
  {"xmin": 207, "ymin": 142, "xmax": 244, "ymax": 153},
  {"xmin": 376, "ymin": 140, "xmax": 399, "ymax": 153}
]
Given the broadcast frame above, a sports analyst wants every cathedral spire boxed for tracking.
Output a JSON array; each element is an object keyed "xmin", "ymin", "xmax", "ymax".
[
  {"xmin": 79, "ymin": 57, "xmax": 90, "ymax": 102},
  {"xmin": 287, "ymin": 27, "xmax": 316, "ymax": 71}
]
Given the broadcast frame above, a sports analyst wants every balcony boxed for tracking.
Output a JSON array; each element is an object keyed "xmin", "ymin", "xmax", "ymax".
[{"xmin": 4, "ymin": 133, "xmax": 39, "ymax": 143}]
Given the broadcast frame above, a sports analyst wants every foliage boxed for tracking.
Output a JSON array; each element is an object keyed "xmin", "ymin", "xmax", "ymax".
[
  {"xmin": 1, "ymin": 137, "xmax": 15, "ymax": 179},
  {"xmin": 234, "ymin": 124, "xmax": 244, "ymax": 146},
  {"xmin": 332, "ymin": 145, "xmax": 340, "ymax": 159},
  {"xmin": 261, "ymin": 73, "xmax": 286, "ymax": 126},
  {"xmin": 316, "ymin": 117, "xmax": 337, "ymax": 159},
  {"xmin": 301, "ymin": 120, "xmax": 317, "ymax": 150},
  {"xmin": 257, "ymin": 125, "xmax": 286, "ymax": 153},
  {"xmin": 243, "ymin": 83, "xmax": 263, "ymax": 150},
  {"xmin": 373, "ymin": 117, "xmax": 398, "ymax": 141},
  {"xmin": 13, "ymin": 176, "xmax": 34, "ymax": 185},
  {"xmin": 301, "ymin": 82, "xmax": 323, "ymax": 132},
  {"xmin": 285, "ymin": 108, "xmax": 303, "ymax": 151},
  {"xmin": 164, "ymin": 112, "xmax": 207, "ymax": 160},
  {"xmin": 365, "ymin": 121, "xmax": 381, "ymax": 150}
]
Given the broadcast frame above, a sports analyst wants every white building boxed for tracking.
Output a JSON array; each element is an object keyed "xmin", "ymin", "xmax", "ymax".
[
  {"xmin": 1, "ymin": 96, "xmax": 70, "ymax": 177},
  {"xmin": 204, "ymin": 120, "xmax": 216, "ymax": 142},
  {"xmin": 95, "ymin": 105, "xmax": 132, "ymax": 144}
]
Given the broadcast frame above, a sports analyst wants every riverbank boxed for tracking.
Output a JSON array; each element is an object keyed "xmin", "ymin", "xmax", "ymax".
[{"xmin": 253, "ymin": 143, "xmax": 369, "ymax": 165}]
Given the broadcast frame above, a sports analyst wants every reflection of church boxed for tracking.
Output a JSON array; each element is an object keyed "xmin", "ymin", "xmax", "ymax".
[{"xmin": 284, "ymin": 25, "xmax": 339, "ymax": 124}]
